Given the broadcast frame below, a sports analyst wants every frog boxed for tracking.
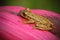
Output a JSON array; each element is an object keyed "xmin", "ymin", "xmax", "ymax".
[{"xmin": 19, "ymin": 8, "xmax": 53, "ymax": 30}]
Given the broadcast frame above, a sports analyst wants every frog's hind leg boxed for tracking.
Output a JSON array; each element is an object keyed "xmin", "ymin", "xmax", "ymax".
[
  {"xmin": 32, "ymin": 22, "xmax": 46, "ymax": 30},
  {"xmin": 33, "ymin": 22, "xmax": 52, "ymax": 30}
]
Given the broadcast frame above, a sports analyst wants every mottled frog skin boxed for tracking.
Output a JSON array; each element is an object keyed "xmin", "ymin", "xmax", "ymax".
[{"xmin": 19, "ymin": 8, "xmax": 53, "ymax": 30}]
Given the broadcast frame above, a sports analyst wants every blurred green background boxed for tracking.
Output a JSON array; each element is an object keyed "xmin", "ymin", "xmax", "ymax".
[{"xmin": 0, "ymin": 0, "xmax": 60, "ymax": 13}]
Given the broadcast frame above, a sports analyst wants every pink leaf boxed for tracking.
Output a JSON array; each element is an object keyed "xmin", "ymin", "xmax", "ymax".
[{"xmin": 0, "ymin": 6, "xmax": 60, "ymax": 40}]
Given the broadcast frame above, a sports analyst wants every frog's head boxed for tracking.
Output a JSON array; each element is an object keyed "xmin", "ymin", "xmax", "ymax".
[{"xmin": 19, "ymin": 8, "xmax": 30, "ymax": 17}]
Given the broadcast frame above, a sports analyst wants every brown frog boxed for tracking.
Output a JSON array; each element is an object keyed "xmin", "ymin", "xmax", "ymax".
[{"xmin": 19, "ymin": 8, "xmax": 53, "ymax": 30}]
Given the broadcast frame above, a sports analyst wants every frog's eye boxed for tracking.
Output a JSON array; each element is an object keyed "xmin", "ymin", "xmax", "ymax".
[{"xmin": 22, "ymin": 12, "xmax": 26, "ymax": 16}]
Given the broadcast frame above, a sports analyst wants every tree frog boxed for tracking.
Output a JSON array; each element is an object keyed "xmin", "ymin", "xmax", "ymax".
[{"xmin": 19, "ymin": 8, "xmax": 53, "ymax": 30}]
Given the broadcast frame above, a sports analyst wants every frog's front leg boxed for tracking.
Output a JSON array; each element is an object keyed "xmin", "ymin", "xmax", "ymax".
[
  {"xmin": 23, "ymin": 19, "xmax": 35, "ymax": 24},
  {"xmin": 32, "ymin": 22, "xmax": 40, "ymax": 29}
]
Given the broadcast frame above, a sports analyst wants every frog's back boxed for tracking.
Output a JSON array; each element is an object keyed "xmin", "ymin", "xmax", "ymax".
[
  {"xmin": 24, "ymin": 9, "xmax": 52, "ymax": 26},
  {"xmin": 27, "ymin": 12, "xmax": 51, "ymax": 24}
]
